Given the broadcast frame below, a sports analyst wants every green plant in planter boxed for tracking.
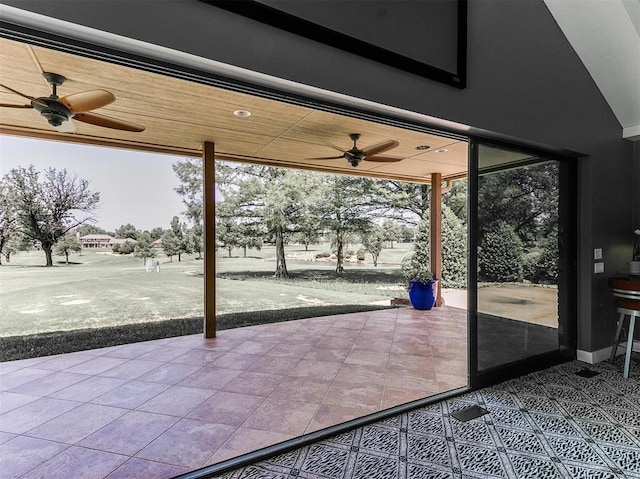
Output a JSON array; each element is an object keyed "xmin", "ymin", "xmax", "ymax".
[
  {"xmin": 401, "ymin": 252, "xmax": 434, "ymax": 286},
  {"xmin": 401, "ymin": 209, "xmax": 433, "ymax": 287}
]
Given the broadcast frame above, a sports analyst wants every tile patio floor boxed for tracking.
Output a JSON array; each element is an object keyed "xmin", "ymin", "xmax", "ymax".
[{"xmin": 0, "ymin": 306, "xmax": 467, "ymax": 479}]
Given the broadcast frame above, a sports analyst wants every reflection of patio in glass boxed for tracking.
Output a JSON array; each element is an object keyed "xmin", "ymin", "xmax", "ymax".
[{"xmin": 0, "ymin": 307, "xmax": 466, "ymax": 478}]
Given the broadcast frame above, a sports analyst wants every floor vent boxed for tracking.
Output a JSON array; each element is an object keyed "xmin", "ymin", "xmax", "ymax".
[
  {"xmin": 451, "ymin": 405, "xmax": 489, "ymax": 422},
  {"xmin": 574, "ymin": 369, "xmax": 600, "ymax": 378}
]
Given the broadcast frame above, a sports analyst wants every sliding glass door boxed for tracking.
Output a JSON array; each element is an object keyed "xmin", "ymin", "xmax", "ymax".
[{"xmin": 469, "ymin": 142, "xmax": 576, "ymax": 387}]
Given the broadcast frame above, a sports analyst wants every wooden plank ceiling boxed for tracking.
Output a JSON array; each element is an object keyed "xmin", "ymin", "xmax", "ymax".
[{"xmin": 0, "ymin": 38, "xmax": 468, "ymax": 183}]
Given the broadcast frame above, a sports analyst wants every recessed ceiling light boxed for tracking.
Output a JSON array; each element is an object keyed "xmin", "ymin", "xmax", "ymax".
[
  {"xmin": 233, "ymin": 109, "xmax": 252, "ymax": 118},
  {"xmin": 415, "ymin": 145, "xmax": 430, "ymax": 150},
  {"xmin": 435, "ymin": 148, "xmax": 448, "ymax": 153}
]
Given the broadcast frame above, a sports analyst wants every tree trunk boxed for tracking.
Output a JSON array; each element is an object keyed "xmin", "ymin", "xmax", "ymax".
[
  {"xmin": 274, "ymin": 227, "xmax": 289, "ymax": 278},
  {"xmin": 65, "ymin": 251, "xmax": 69, "ymax": 264},
  {"xmin": 335, "ymin": 228, "xmax": 344, "ymax": 274},
  {"xmin": 227, "ymin": 246, "xmax": 233, "ymax": 257},
  {"xmin": 243, "ymin": 246, "xmax": 247, "ymax": 258},
  {"xmin": 178, "ymin": 253, "xmax": 181, "ymax": 262},
  {"xmin": 43, "ymin": 245, "xmax": 53, "ymax": 266}
]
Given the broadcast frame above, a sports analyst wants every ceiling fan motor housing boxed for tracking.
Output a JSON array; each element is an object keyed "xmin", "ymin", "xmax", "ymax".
[
  {"xmin": 32, "ymin": 98, "xmax": 72, "ymax": 127},
  {"xmin": 345, "ymin": 149, "xmax": 365, "ymax": 167}
]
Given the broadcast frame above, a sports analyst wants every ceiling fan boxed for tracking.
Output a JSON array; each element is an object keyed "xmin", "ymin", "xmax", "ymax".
[
  {"xmin": 0, "ymin": 72, "xmax": 145, "ymax": 133},
  {"xmin": 309, "ymin": 133, "xmax": 402, "ymax": 167}
]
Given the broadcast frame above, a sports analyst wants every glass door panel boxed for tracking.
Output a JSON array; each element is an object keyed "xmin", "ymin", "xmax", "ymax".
[{"xmin": 473, "ymin": 144, "xmax": 571, "ymax": 376}]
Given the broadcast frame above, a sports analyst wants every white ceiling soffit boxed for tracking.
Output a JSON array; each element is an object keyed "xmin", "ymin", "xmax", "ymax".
[{"xmin": 545, "ymin": 0, "xmax": 640, "ymax": 141}]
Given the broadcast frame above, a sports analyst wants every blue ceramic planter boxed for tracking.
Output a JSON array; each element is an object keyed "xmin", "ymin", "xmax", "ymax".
[{"xmin": 408, "ymin": 279, "xmax": 438, "ymax": 310}]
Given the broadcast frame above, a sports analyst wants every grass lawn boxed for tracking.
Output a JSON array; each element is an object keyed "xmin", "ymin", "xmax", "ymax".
[{"xmin": 0, "ymin": 243, "xmax": 411, "ymax": 338}]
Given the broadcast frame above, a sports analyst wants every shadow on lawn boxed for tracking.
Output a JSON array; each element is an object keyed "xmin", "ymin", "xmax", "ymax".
[
  {"xmin": 0, "ymin": 304, "xmax": 395, "ymax": 361},
  {"xmin": 217, "ymin": 268, "xmax": 404, "ymax": 285}
]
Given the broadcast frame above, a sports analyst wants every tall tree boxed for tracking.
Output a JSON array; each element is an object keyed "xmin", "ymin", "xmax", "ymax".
[
  {"xmin": 173, "ymin": 158, "xmax": 203, "ymax": 225},
  {"xmin": 134, "ymin": 232, "xmax": 156, "ymax": 263},
  {"xmin": 478, "ymin": 163, "xmax": 558, "ymax": 245},
  {"xmin": 443, "ymin": 179, "xmax": 468, "ymax": 225},
  {"xmin": 169, "ymin": 216, "xmax": 192, "ymax": 261},
  {"xmin": 216, "ymin": 163, "xmax": 320, "ymax": 277},
  {"xmin": 2, "ymin": 234, "xmax": 30, "ymax": 264},
  {"xmin": 161, "ymin": 229, "xmax": 180, "ymax": 261},
  {"xmin": 54, "ymin": 234, "xmax": 82, "ymax": 264},
  {"xmin": 262, "ymin": 168, "xmax": 306, "ymax": 278},
  {"xmin": 115, "ymin": 223, "xmax": 139, "ymax": 240},
  {"xmin": 149, "ymin": 227, "xmax": 165, "ymax": 241},
  {"xmin": 4, "ymin": 166, "xmax": 99, "ymax": 266},
  {"xmin": 370, "ymin": 180, "xmax": 430, "ymax": 225},
  {"xmin": 313, "ymin": 175, "xmax": 379, "ymax": 274},
  {"xmin": 361, "ymin": 225, "xmax": 384, "ymax": 267},
  {"xmin": 189, "ymin": 224, "xmax": 203, "ymax": 259},
  {"xmin": 382, "ymin": 220, "xmax": 402, "ymax": 248},
  {"xmin": 0, "ymin": 180, "xmax": 18, "ymax": 265}
]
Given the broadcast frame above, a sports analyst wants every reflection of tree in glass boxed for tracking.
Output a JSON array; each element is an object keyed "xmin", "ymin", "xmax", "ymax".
[{"xmin": 478, "ymin": 162, "xmax": 559, "ymax": 284}]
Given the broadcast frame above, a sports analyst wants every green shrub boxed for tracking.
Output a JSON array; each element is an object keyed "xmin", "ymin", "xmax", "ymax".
[
  {"xmin": 118, "ymin": 240, "xmax": 136, "ymax": 255},
  {"xmin": 523, "ymin": 250, "xmax": 542, "ymax": 281},
  {"xmin": 401, "ymin": 209, "xmax": 432, "ymax": 285},
  {"xmin": 356, "ymin": 248, "xmax": 365, "ymax": 261},
  {"xmin": 315, "ymin": 251, "xmax": 331, "ymax": 259},
  {"xmin": 528, "ymin": 230, "xmax": 559, "ymax": 284},
  {"xmin": 479, "ymin": 221, "xmax": 524, "ymax": 282},
  {"xmin": 441, "ymin": 204, "xmax": 467, "ymax": 288}
]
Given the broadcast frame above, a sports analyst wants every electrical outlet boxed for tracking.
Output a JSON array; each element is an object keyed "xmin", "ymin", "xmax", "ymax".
[
  {"xmin": 594, "ymin": 248, "xmax": 602, "ymax": 260},
  {"xmin": 594, "ymin": 262, "xmax": 605, "ymax": 274}
]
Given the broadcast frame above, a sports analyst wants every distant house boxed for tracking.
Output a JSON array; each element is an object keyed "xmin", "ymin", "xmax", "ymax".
[
  {"xmin": 80, "ymin": 235, "xmax": 138, "ymax": 248},
  {"xmin": 152, "ymin": 239, "xmax": 163, "ymax": 248},
  {"xmin": 80, "ymin": 234, "xmax": 115, "ymax": 248}
]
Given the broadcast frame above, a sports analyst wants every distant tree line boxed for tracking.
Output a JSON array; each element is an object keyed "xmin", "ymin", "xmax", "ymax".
[
  {"xmin": 2, "ymin": 159, "xmax": 559, "ymax": 287},
  {"xmin": 0, "ymin": 165, "xmax": 200, "ymax": 267}
]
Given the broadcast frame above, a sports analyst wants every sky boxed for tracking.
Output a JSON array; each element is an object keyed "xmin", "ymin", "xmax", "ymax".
[{"xmin": 0, "ymin": 135, "xmax": 188, "ymax": 232}]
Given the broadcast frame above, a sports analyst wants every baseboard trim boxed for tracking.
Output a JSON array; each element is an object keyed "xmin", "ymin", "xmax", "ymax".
[{"xmin": 578, "ymin": 340, "xmax": 640, "ymax": 364}]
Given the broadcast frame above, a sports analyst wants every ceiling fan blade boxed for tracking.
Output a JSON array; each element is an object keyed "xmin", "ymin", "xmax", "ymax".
[
  {"xmin": 363, "ymin": 155, "xmax": 404, "ymax": 163},
  {"xmin": 74, "ymin": 112, "xmax": 145, "ymax": 132},
  {"xmin": 323, "ymin": 141, "xmax": 348, "ymax": 153},
  {"xmin": 59, "ymin": 90, "xmax": 115, "ymax": 113},
  {"xmin": 362, "ymin": 140, "xmax": 399, "ymax": 157},
  {"xmin": 0, "ymin": 83, "xmax": 47, "ymax": 107},
  {"xmin": 0, "ymin": 103, "xmax": 32, "ymax": 108},
  {"xmin": 53, "ymin": 119, "xmax": 76, "ymax": 133},
  {"xmin": 305, "ymin": 155, "xmax": 345, "ymax": 160}
]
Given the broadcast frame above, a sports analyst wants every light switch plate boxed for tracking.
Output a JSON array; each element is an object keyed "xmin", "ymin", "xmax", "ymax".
[
  {"xmin": 594, "ymin": 248, "xmax": 602, "ymax": 260},
  {"xmin": 594, "ymin": 262, "xmax": 605, "ymax": 274}
]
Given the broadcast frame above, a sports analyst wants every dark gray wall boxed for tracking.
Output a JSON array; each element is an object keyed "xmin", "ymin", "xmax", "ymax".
[{"xmin": 4, "ymin": 0, "xmax": 636, "ymax": 352}]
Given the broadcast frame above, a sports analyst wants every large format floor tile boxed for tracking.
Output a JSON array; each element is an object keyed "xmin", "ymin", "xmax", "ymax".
[{"xmin": 1, "ymin": 307, "xmax": 467, "ymax": 478}]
